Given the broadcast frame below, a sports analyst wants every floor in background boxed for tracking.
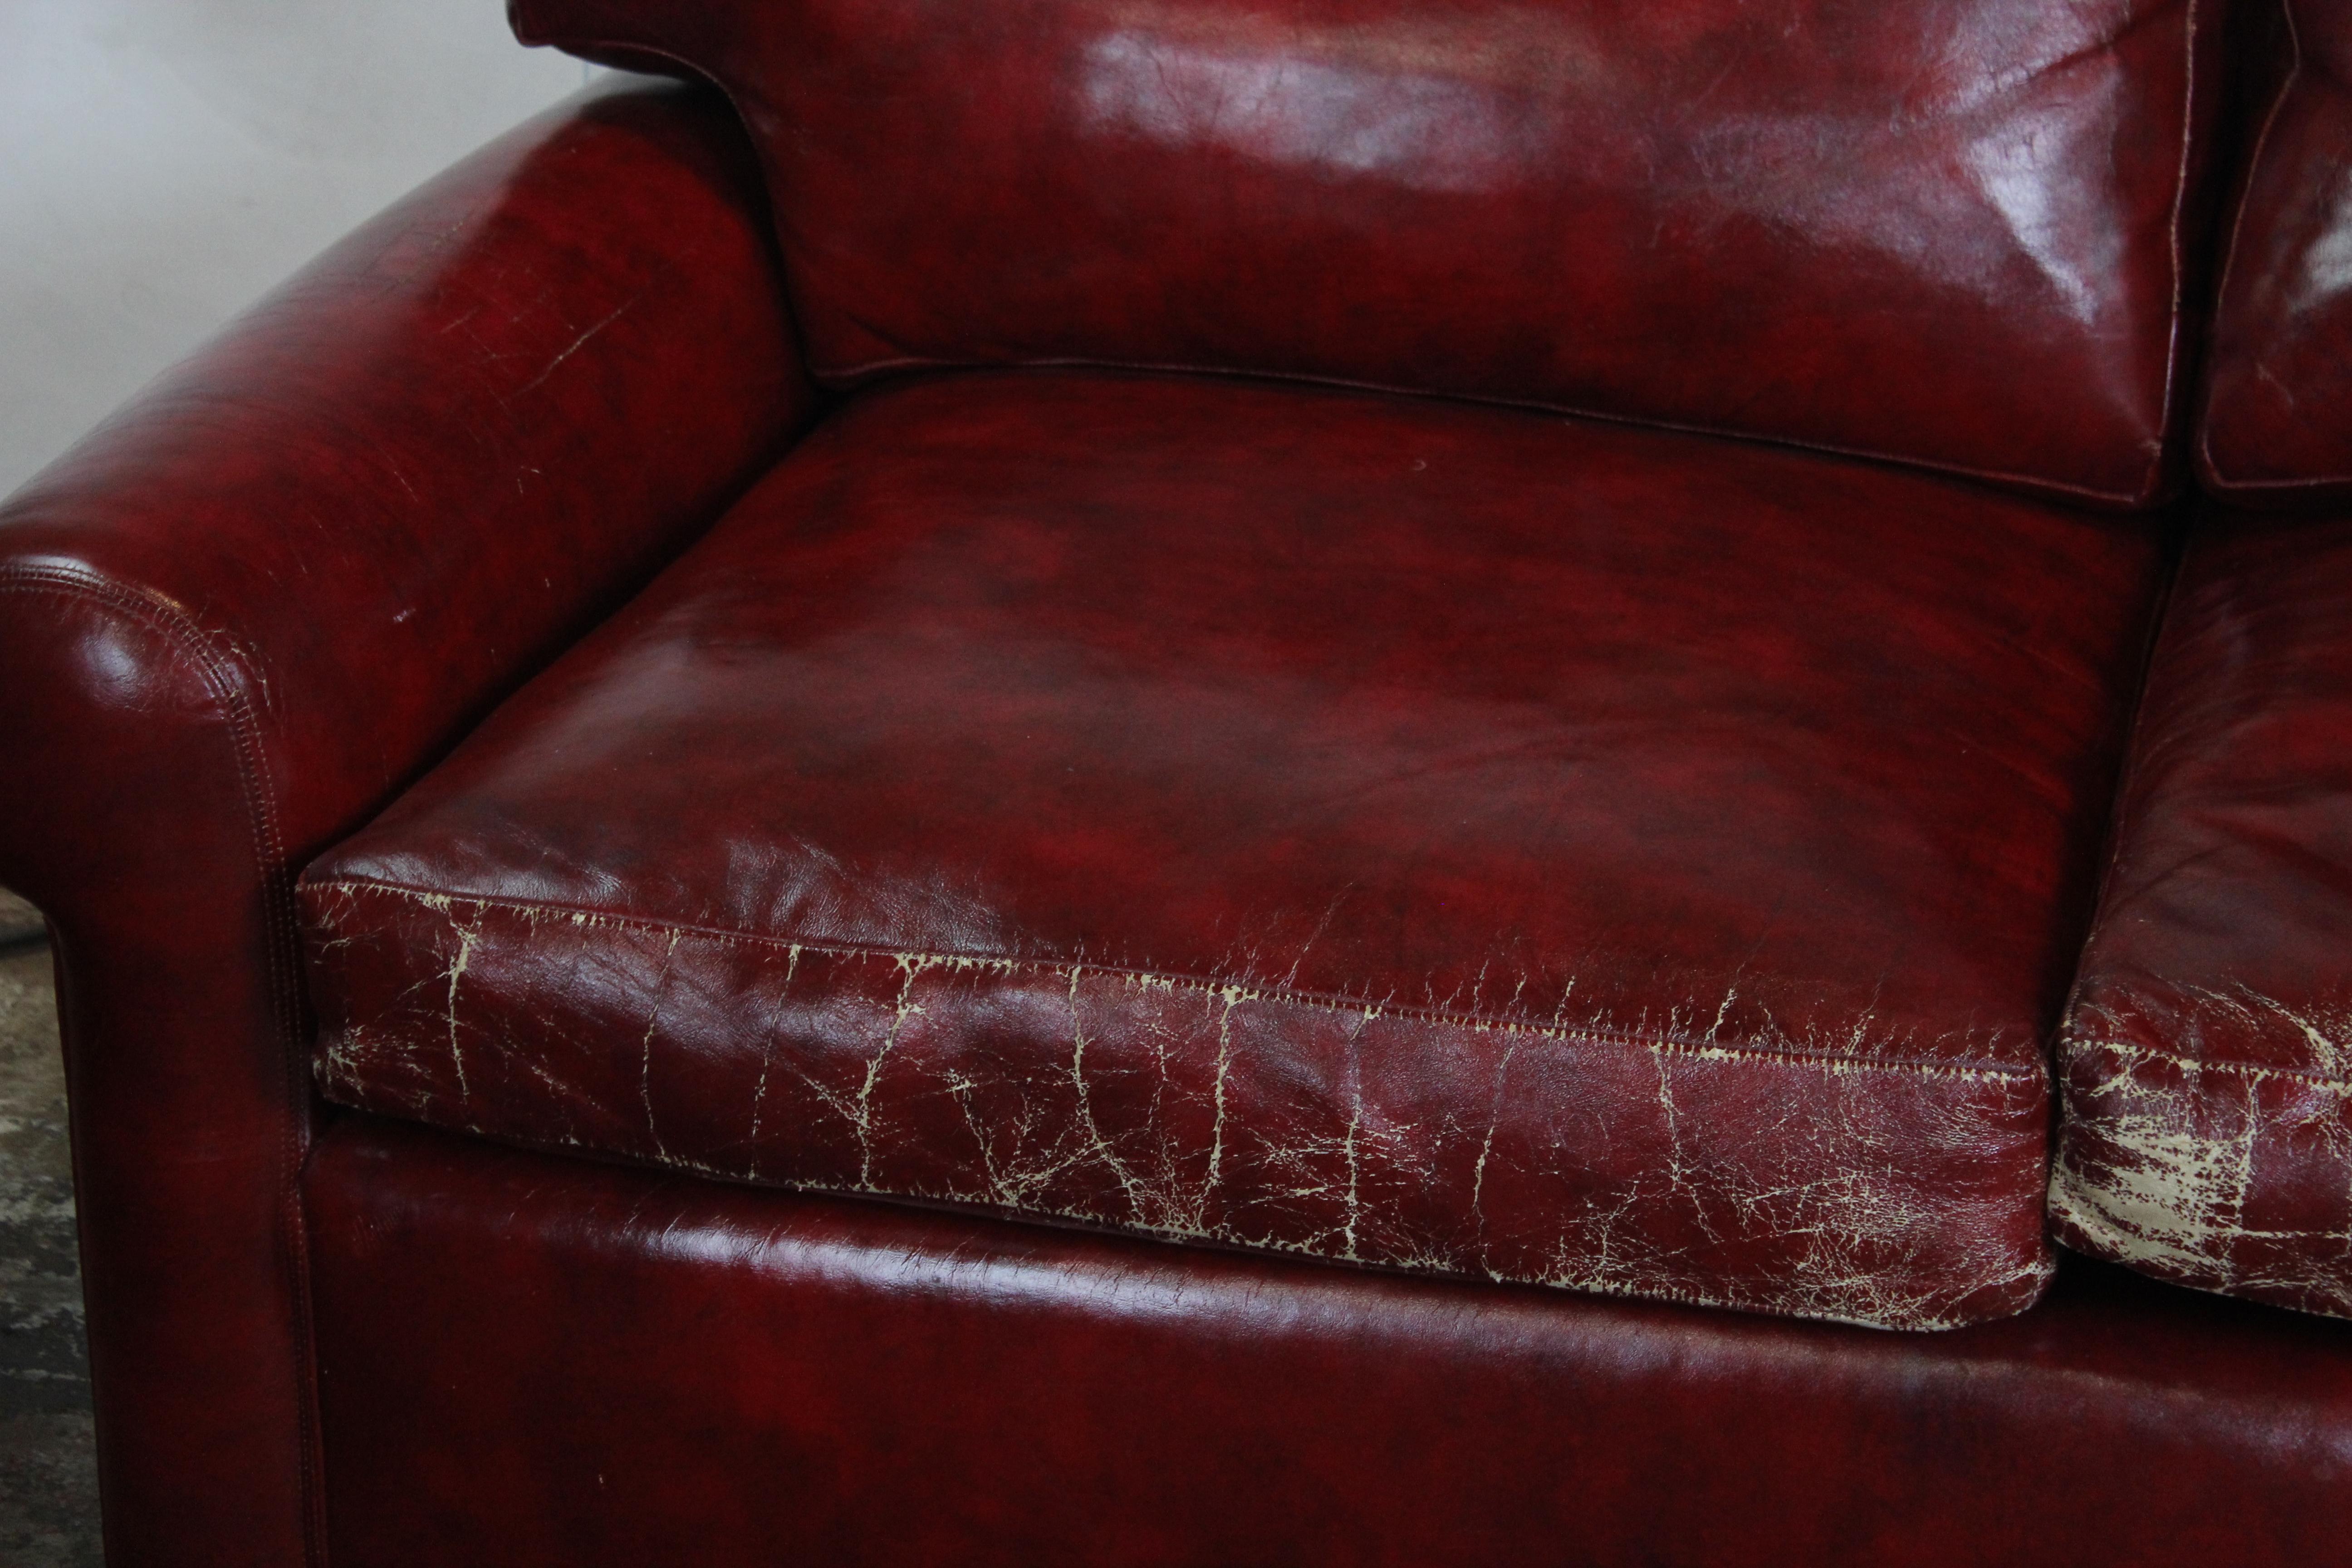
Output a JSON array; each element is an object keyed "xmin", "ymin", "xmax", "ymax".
[{"xmin": 0, "ymin": 887, "xmax": 101, "ymax": 1566}]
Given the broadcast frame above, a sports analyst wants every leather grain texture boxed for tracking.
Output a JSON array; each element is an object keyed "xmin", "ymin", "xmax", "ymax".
[
  {"xmin": 2055, "ymin": 509, "xmax": 2352, "ymax": 1319},
  {"xmin": 308, "ymin": 1115, "xmax": 2352, "ymax": 1568},
  {"xmin": 510, "ymin": 0, "xmax": 2228, "ymax": 506},
  {"xmin": 301, "ymin": 371, "xmax": 2166, "ymax": 1330},
  {"xmin": 2199, "ymin": 1, "xmax": 2352, "ymax": 501},
  {"xmin": 0, "ymin": 78, "xmax": 806, "ymax": 1564}
]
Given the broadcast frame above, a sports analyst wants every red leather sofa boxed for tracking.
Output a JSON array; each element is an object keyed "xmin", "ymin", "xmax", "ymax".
[{"xmin": 5, "ymin": 0, "xmax": 2352, "ymax": 1561}]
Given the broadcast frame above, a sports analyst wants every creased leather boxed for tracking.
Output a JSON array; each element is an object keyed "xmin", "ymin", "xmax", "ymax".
[
  {"xmin": 308, "ymin": 1116, "xmax": 2352, "ymax": 1568},
  {"xmin": 0, "ymin": 78, "xmax": 806, "ymax": 1563},
  {"xmin": 302, "ymin": 372, "xmax": 2166, "ymax": 1330},
  {"xmin": 2056, "ymin": 509, "xmax": 2352, "ymax": 1319},
  {"xmin": 2199, "ymin": 1, "xmax": 2352, "ymax": 501},
  {"xmin": 508, "ymin": 0, "xmax": 2229, "ymax": 506}
]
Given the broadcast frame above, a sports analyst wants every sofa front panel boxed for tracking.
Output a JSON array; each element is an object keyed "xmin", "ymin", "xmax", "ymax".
[
  {"xmin": 307, "ymin": 1116, "xmax": 2352, "ymax": 1568},
  {"xmin": 512, "ymin": 0, "xmax": 2224, "ymax": 505},
  {"xmin": 2200, "ymin": 2, "xmax": 2352, "ymax": 502},
  {"xmin": 300, "ymin": 372, "xmax": 2167, "ymax": 1330}
]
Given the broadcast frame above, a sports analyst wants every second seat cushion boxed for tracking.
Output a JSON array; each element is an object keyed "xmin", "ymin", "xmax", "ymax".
[{"xmin": 299, "ymin": 372, "xmax": 2163, "ymax": 1330}]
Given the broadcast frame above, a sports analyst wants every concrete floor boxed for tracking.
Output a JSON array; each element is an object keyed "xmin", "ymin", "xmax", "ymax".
[{"xmin": 0, "ymin": 887, "xmax": 102, "ymax": 1565}]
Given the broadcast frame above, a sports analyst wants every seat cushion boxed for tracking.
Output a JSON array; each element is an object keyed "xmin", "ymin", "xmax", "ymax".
[
  {"xmin": 2053, "ymin": 512, "xmax": 2352, "ymax": 1319},
  {"xmin": 511, "ymin": 0, "xmax": 2229, "ymax": 506},
  {"xmin": 299, "ymin": 372, "xmax": 2165, "ymax": 1330}
]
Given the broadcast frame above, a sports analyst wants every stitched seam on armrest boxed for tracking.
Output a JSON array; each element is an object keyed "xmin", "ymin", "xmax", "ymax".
[
  {"xmin": 0, "ymin": 564, "xmax": 328, "ymax": 1568},
  {"xmin": 309, "ymin": 876, "xmax": 2043, "ymax": 1086}
]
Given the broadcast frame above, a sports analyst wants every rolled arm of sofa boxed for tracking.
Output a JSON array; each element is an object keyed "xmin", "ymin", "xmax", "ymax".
[
  {"xmin": 0, "ymin": 77, "xmax": 807, "ymax": 1565},
  {"xmin": 2054, "ymin": 510, "xmax": 2352, "ymax": 1321}
]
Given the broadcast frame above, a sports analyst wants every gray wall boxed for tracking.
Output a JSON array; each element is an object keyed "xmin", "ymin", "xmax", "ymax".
[{"xmin": 0, "ymin": 0, "xmax": 589, "ymax": 496}]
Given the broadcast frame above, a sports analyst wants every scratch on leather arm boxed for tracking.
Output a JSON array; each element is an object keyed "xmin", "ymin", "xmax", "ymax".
[{"xmin": 0, "ymin": 77, "xmax": 808, "ymax": 1567}]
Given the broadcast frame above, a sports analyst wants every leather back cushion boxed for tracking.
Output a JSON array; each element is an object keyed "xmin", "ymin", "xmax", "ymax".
[
  {"xmin": 2201, "ymin": 3, "xmax": 2352, "ymax": 503},
  {"xmin": 512, "ymin": 0, "xmax": 2224, "ymax": 506}
]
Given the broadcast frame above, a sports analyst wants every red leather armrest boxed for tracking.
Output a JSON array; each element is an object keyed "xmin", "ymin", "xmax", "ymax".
[
  {"xmin": 0, "ymin": 77, "xmax": 807, "ymax": 1565},
  {"xmin": 2055, "ymin": 509, "xmax": 2352, "ymax": 1320}
]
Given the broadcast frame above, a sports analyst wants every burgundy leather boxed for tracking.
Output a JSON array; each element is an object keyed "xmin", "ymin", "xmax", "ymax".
[
  {"xmin": 2200, "ymin": 2, "xmax": 2352, "ymax": 502},
  {"xmin": 302, "ymin": 371, "xmax": 2164, "ymax": 1330},
  {"xmin": 2055, "ymin": 508, "xmax": 2352, "ymax": 1320},
  {"xmin": 0, "ymin": 79, "xmax": 806, "ymax": 1563},
  {"xmin": 511, "ymin": 0, "xmax": 2227, "ymax": 507},
  {"xmin": 308, "ymin": 1114, "xmax": 2352, "ymax": 1568}
]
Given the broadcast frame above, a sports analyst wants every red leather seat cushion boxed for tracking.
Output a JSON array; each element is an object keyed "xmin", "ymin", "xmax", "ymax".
[
  {"xmin": 2053, "ymin": 513, "xmax": 2352, "ymax": 1319},
  {"xmin": 299, "ymin": 372, "xmax": 2164, "ymax": 1329}
]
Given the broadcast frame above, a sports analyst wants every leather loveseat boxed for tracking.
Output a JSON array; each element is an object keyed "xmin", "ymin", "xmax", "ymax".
[{"xmin": 5, "ymin": 0, "xmax": 2352, "ymax": 1561}]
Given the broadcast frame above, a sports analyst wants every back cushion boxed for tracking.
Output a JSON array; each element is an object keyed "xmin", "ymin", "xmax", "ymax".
[
  {"xmin": 2200, "ymin": 2, "xmax": 2352, "ymax": 503},
  {"xmin": 513, "ymin": 0, "xmax": 2223, "ymax": 505}
]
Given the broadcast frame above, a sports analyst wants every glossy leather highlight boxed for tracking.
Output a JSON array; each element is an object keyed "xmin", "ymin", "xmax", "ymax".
[
  {"xmin": 2056, "ymin": 509, "xmax": 2352, "ymax": 1319},
  {"xmin": 2200, "ymin": 1, "xmax": 2352, "ymax": 501},
  {"xmin": 511, "ymin": 0, "xmax": 2227, "ymax": 505},
  {"xmin": 303, "ymin": 371, "xmax": 2164, "ymax": 1330},
  {"xmin": 0, "ymin": 78, "xmax": 806, "ymax": 1563},
  {"xmin": 15, "ymin": 7, "xmax": 2352, "ymax": 1561},
  {"xmin": 309, "ymin": 1115, "xmax": 2352, "ymax": 1568}
]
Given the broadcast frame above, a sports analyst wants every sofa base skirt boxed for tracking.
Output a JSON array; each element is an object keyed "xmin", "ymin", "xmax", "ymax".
[{"xmin": 304, "ymin": 1115, "xmax": 2352, "ymax": 1568}]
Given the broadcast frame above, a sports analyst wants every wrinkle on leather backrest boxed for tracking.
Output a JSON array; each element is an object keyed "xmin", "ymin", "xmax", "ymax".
[
  {"xmin": 509, "ymin": 0, "xmax": 2230, "ymax": 508},
  {"xmin": 2199, "ymin": 0, "xmax": 2352, "ymax": 503}
]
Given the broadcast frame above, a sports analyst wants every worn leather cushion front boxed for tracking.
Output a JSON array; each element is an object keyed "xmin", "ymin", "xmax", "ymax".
[
  {"xmin": 2200, "ymin": 3, "xmax": 2352, "ymax": 503},
  {"xmin": 2054, "ymin": 513, "xmax": 2352, "ymax": 1320},
  {"xmin": 299, "ymin": 372, "xmax": 2164, "ymax": 1330},
  {"xmin": 510, "ymin": 0, "xmax": 2224, "ymax": 506}
]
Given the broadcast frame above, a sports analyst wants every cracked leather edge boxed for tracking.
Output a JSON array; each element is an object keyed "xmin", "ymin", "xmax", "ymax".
[
  {"xmin": 2062, "ymin": 1030, "xmax": 2352, "ymax": 1093},
  {"xmin": 2051, "ymin": 1031, "xmax": 2352, "ymax": 1320},
  {"xmin": 305, "ymin": 875, "xmax": 2047, "ymax": 1086}
]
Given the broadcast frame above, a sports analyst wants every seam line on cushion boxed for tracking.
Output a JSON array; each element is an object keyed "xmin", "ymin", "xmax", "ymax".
[
  {"xmin": 0, "ymin": 565, "xmax": 330, "ymax": 1568},
  {"xmin": 2065, "ymin": 1030, "xmax": 2352, "ymax": 1094},
  {"xmin": 805, "ymin": 349, "xmax": 2148, "ymax": 507},
  {"xmin": 2198, "ymin": 0, "xmax": 2316, "ymax": 490},
  {"xmin": 307, "ymin": 876, "xmax": 2044, "ymax": 1085},
  {"xmin": 2152, "ymin": 0, "xmax": 2197, "ymax": 476}
]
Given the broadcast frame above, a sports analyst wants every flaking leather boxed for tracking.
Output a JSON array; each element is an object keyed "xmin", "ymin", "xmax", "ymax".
[{"xmin": 2057, "ymin": 511, "xmax": 2352, "ymax": 1319}]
